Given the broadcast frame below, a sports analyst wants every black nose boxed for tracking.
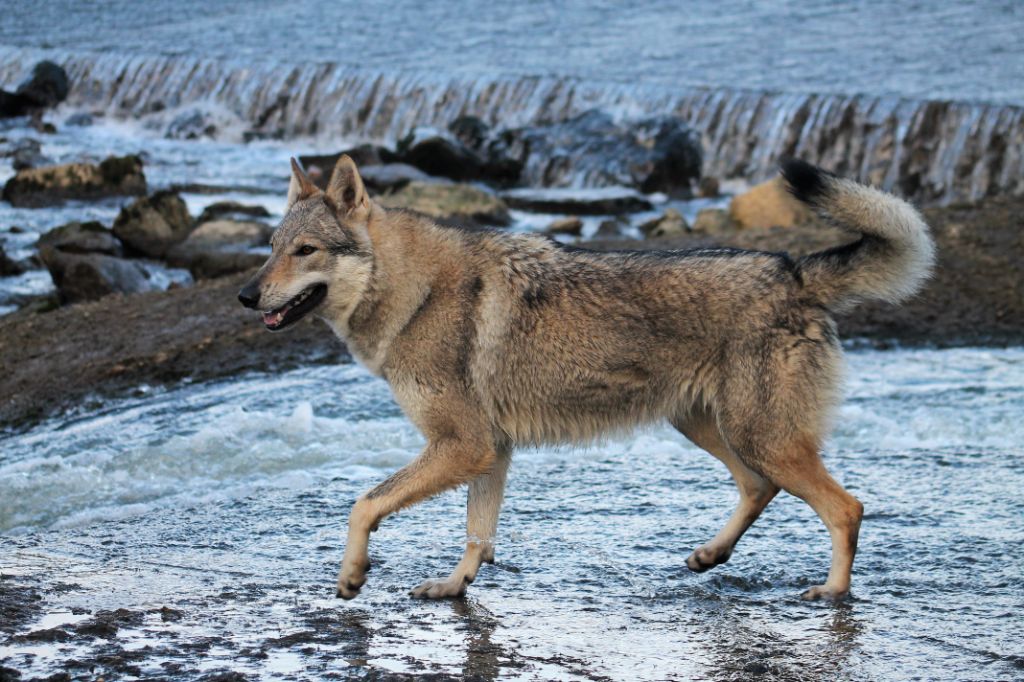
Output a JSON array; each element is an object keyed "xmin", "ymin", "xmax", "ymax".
[{"xmin": 238, "ymin": 282, "xmax": 261, "ymax": 309}]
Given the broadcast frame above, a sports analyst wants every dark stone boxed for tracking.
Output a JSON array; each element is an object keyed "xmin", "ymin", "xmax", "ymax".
[
  {"xmin": 64, "ymin": 112, "xmax": 94, "ymax": 127},
  {"xmin": 15, "ymin": 61, "xmax": 69, "ymax": 109},
  {"xmin": 0, "ymin": 245, "xmax": 26, "ymax": 276},
  {"xmin": 396, "ymin": 125, "xmax": 522, "ymax": 186},
  {"xmin": 299, "ymin": 144, "xmax": 399, "ymax": 189},
  {"xmin": 2, "ymin": 138, "xmax": 52, "ymax": 170},
  {"xmin": 359, "ymin": 163, "xmax": 434, "ymax": 194},
  {"xmin": 196, "ymin": 201, "xmax": 271, "ymax": 225},
  {"xmin": 165, "ymin": 109, "xmax": 219, "ymax": 140},
  {"xmin": 0, "ymin": 61, "xmax": 69, "ymax": 119},
  {"xmin": 113, "ymin": 191, "xmax": 193, "ymax": 258},
  {"xmin": 166, "ymin": 220, "xmax": 272, "ymax": 280},
  {"xmin": 39, "ymin": 247, "xmax": 159, "ymax": 303},
  {"xmin": 37, "ymin": 221, "xmax": 123, "ymax": 256}
]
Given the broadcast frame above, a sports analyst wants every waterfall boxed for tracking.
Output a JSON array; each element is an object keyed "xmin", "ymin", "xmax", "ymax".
[{"xmin": 2, "ymin": 46, "xmax": 1021, "ymax": 206}]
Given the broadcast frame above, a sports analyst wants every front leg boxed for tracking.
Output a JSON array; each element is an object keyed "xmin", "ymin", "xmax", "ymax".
[
  {"xmin": 336, "ymin": 435, "xmax": 497, "ymax": 599},
  {"xmin": 411, "ymin": 445, "xmax": 511, "ymax": 599}
]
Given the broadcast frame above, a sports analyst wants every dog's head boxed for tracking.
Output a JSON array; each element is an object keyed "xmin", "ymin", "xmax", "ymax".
[{"xmin": 238, "ymin": 156, "xmax": 374, "ymax": 332}]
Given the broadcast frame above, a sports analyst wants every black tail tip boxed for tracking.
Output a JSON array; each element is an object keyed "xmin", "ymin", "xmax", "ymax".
[{"xmin": 780, "ymin": 158, "xmax": 833, "ymax": 205}]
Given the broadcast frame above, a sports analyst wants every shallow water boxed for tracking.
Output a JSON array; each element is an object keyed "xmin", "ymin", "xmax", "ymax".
[{"xmin": 1, "ymin": 347, "xmax": 1022, "ymax": 679}]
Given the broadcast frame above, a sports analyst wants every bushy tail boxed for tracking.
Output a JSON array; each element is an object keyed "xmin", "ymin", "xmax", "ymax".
[{"xmin": 781, "ymin": 159, "xmax": 936, "ymax": 312}]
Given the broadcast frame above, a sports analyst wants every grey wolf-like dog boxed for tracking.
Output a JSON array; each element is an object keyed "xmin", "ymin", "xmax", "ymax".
[{"xmin": 238, "ymin": 156, "xmax": 934, "ymax": 601}]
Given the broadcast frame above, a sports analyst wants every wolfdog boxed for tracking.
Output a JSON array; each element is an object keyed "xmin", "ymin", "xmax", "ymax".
[{"xmin": 238, "ymin": 156, "xmax": 934, "ymax": 601}]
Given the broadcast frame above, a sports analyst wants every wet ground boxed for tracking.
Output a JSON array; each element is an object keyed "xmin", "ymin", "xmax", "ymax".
[{"xmin": 2, "ymin": 348, "xmax": 1022, "ymax": 680}]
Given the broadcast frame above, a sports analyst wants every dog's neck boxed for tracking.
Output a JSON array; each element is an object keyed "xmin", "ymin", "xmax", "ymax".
[{"xmin": 327, "ymin": 207, "xmax": 444, "ymax": 377}]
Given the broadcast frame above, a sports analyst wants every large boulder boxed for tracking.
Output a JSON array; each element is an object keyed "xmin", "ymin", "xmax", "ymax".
[
  {"xmin": 729, "ymin": 176, "xmax": 815, "ymax": 229},
  {"xmin": 0, "ymin": 61, "xmax": 69, "ymax": 118},
  {"xmin": 37, "ymin": 221, "xmax": 123, "ymax": 256},
  {"xmin": 166, "ymin": 219, "xmax": 273, "ymax": 280},
  {"xmin": 38, "ymin": 247, "xmax": 159, "ymax": 303},
  {"xmin": 2, "ymin": 155, "xmax": 146, "ymax": 207},
  {"xmin": 397, "ymin": 124, "xmax": 521, "ymax": 186},
  {"xmin": 112, "ymin": 191, "xmax": 193, "ymax": 258},
  {"xmin": 503, "ymin": 110, "xmax": 702, "ymax": 195},
  {"xmin": 379, "ymin": 181, "xmax": 510, "ymax": 227},
  {"xmin": 501, "ymin": 187, "xmax": 653, "ymax": 215}
]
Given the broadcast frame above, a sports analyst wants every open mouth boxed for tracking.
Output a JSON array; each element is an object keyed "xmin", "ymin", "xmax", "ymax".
[{"xmin": 261, "ymin": 284, "xmax": 327, "ymax": 331}]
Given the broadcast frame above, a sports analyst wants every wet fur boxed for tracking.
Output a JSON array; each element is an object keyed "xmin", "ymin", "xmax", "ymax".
[{"xmin": 240, "ymin": 157, "xmax": 935, "ymax": 601}]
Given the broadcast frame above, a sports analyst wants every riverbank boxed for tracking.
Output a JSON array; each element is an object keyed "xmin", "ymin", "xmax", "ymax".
[{"xmin": 1, "ymin": 193, "xmax": 1020, "ymax": 431}]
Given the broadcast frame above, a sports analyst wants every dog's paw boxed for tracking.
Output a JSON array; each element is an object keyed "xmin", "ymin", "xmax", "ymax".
[
  {"xmin": 336, "ymin": 559, "xmax": 370, "ymax": 600},
  {"xmin": 409, "ymin": 576, "xmax": 469, "ymax": 600},
  {"xmin": 800, "ymin": 584, "xmax": 849, "ymax": 602},
  {"xmin": 685, "ymin": 545, "xmax": 732, "ymax": 573}
]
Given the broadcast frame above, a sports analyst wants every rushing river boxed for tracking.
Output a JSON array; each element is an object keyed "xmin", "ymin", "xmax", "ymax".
[{"xmin": 2, "ymin": 347, "xmax": 1022, "ymax": 680}]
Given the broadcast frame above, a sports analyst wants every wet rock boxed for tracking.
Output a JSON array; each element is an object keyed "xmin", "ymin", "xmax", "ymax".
[
  {"xmin": 504, "ymin": 110, "xmax": 701, "ymax": 195},
  {"xmin": 360, "ymin": 163, "xmax": 434, "ymax": 194},
  {"xmin": 397, "ymin": 125, "xmax": 521, "ymax": 186},
  {"xmin": 2, "ymin": 138, "xmax": 52, "ymax": 170},
  {"xmin": 39, "ymin": 247, "xmax": 159, "ymax": 303},
  {"xmin": 166, "ymin": 220, "xmax": 271, "ymax": 280},
  {"xmin": 379, "ymin": 181, "xmax": 510, "ymax": 226},
  {"xmin": 698, "ymin": 176, "xmax": 721, "ymax": 198},
  {"xmin": 299, "ymin": 145, "xmax": 399, "ymax": 188},
  {"xmin": 196, "ymin": 201, "xmax": 271, "ymax": 225},
  {"xmin": 113, "ymin": 191, "xmax": 193, "ymax": 258},
  {"xmin": 0, "ymin": 665, "xmax": 22, "ymax": 681},
  {"xmin": 640, "ymin": 208, "xmax": 688, "ymax": 239},
  {"xmin": 501, "ymin": 187, "xmax": 652, "ymax": 215},
  {"xmin": 165, "ymin": 108, "xmax": 219, "ymax": 140},
  {"xmin": 2, "ymin": 155, "xmax": 147, "ymax": 207},
  {"xmin": 595, "ymin": 217, "xmax": 627, "ymax": 239},
  {"xmin": 729, "ymin": 176, "xmax": 814, "ymax": 229},
  {"xmin": 692, "ymin": 207, "xmax": 738, "ymax": 235},
  {"xmin": 545, "ymin": 216, "xmax": 583, "ymax": 236},
  {"xmin": 0, "ymin": 245, "xmax": 26, "ymax": 276},
  {"xmin": 0, "ymin": 61, "xmax": 69, "ymax": 118},
  {"xmin": 37, "ymin": 221, "xmax": 123, "ymax": 256}
]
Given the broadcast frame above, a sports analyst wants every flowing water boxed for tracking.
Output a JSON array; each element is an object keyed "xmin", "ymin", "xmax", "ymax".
[
  {"xmin": 2, "ymin": 2, "xmax": 1024, "ymax": 204},
  {"xmin": 1, "ymin": 347, "xmax": 1022, "ymax": 680}
]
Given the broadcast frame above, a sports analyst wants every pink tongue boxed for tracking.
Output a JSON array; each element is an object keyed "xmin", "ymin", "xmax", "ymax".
[{"xmin": 262, "ymin": 309, "xmax": 287, "ymax": 326}]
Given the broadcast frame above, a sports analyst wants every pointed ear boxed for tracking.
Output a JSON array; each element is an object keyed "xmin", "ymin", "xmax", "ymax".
[
  {"xmin": 286, "ymin": 157, "xmax": 320, "ymax": 209},
  {"xmin": 325, "ymin": 155, "xmax": 370, "ymax": 220}
]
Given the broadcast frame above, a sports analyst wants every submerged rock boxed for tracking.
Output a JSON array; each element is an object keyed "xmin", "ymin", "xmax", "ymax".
[
  {"xmin": 360, "ymin": 163, "xmax": 434, "ymax": 194},
  {"xmin": 3, "ymin": 138, "xmax": 52, "ymax": 170},
  {"xmin": 594, "ymin": 217, "xmax": 627, "ymax": 239},
  {"xmin": 379, "ymin": 181, "xmax": 510, "ymax": 226},
  {"xmin": 501, "ymin": 187, "xmax": 653, "ymax": 215},
  {"xmin": 39, "ymin": 247, "xmax": 158, "ymax": 303},
  {"xmin": 729, "ymin": 176, "xmax": 814, "ymax": 229},
  {"xmin": 640, "ymin": 208, "xmax": 688, "ymax": 239},
  {"xmin": 37, "ymin": 221, "xmax": 123, "ymax": 256},
  {"xmin": 503, "ymin": 110, "xmax": 702, "ymax": 195},
  {"xmin": 113, "ymin": 191, "xmax": 193, "ymax": 258},
  {"xmin": 2, "ymin": 155, "xmax": 147, "ymax": 207}
]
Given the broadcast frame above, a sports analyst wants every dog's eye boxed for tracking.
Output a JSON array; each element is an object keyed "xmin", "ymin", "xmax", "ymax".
[{"xmin": 296, "ymin": 245, "xmax": 317, "ymax": 256}]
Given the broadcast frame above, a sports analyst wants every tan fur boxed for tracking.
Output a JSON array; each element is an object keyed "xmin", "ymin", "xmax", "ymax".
[{"xmin": 240, "ymin": 157, "xmax": 934, "ymax": 602}]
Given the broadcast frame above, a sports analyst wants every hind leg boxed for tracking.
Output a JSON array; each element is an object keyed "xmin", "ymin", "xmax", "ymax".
[
  {"xmin": 727, "ymin": 428, "xmax": 863, "ymax": 601},
  {"xmin": 672, "ymin": 410, "xmax": 779, "ymax": 572}
]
